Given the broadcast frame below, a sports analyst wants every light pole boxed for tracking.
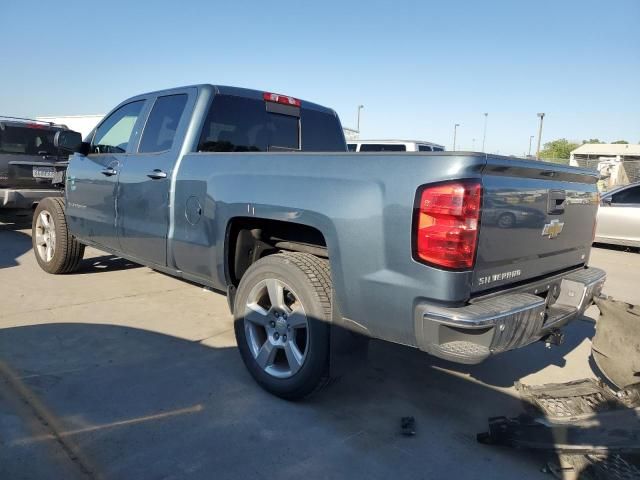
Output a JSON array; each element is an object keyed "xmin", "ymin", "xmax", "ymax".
[
  {"xmin": 453, "ymin": 123, "xmax": 460, "ymax": 150},
  {"xmin": 536, "ymin": 113, "xmax": 545, "ymax": 160},
  {"xmin": 472, "ymin": 138, "xmax": 476, "ymax": 150},
  {"xmin": 481, "ymin": 112, "xmax": 488, "ymax": 152},
  {"xmin": 528, "ymin": 135, "xmax": 534, "ymax": 157},
  {"xmin": 357, "ymin": 105, "xmax": 364, "ymax": 133}
]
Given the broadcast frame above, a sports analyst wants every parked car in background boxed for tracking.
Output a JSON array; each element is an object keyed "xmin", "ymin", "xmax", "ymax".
[
  {"xmin": 595, "ymin": 182, "xmax": 640, "ymax": 247},
  {"xmin": 0, "ymin": 117, "xmax": 70, "ymax": 212},
  {"xmin": 348, "ymin": 139, "xmax": 445, "ymax": 152},
  {"xmin": 33, "ymin": 84, "xmax": 605, "ymax": 399}
]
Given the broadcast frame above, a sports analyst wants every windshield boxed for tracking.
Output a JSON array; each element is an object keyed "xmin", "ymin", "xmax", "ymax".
[{"xmin": 0, "ymin": 126, "xmax": 57, "ymax": 155}]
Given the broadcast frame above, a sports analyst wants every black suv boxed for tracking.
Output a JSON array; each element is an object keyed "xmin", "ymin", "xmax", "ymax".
[{"xmin": 0, "ymin": 117, "xmax": 70, "ymax": 212}]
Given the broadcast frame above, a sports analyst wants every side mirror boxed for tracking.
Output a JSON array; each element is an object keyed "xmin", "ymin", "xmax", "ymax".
[
  {"xmin": 601, "ymin": 196, "xmax": 612, "ymax": 206},
  {"xmin": 54, "ymin": 130, "xmax": 84, "ymax": 155}
]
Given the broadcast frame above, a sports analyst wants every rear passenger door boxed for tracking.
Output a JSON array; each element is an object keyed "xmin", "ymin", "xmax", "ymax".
[{"xmin": 116, "ymin": 89, "xmax": 193, "ymax": 266}]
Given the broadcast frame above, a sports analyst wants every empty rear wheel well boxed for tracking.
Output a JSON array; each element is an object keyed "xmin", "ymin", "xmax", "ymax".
[{"xmin": 226, "ymin": 217, "xmax": 328, "ymax": 286}]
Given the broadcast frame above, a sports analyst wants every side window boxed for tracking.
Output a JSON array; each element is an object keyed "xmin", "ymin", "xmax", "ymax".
[
  {"xmin": 360, "ymin": 144, "xmax": 406, "ymax": 152},
  {"xmin": 611, "ymin": 186, "xmax": 640, "ymax": 204},
  {"xmin": 139, "ymin": 94, "xmax": 188, "ymax": 153},
  {"xmin": 418, "ymin": 145, "xmax": 433, "ymax": 152},
  {"xmin": 92, "ymin": 101, "xmax": 145, "ymax": 154},
  {"xmin": 347, "ymin": 144, "xmax": 357, "ymax": 152}
]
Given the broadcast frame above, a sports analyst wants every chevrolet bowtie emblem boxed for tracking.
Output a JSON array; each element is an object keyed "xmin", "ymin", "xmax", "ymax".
[{"xmin": 542, "ymin": 219, "xmax": 564, "ymax": 239}]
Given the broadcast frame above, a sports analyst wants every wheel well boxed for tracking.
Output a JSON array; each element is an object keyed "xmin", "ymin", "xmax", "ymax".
[{"xmin": 226, "ymin": 217, "xmax": 328, "ymax": 286}]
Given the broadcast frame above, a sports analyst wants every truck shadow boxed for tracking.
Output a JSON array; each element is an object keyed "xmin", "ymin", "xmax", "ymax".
[
  {"xmin": 1, "ymin": 319, "xmax": 622, "ymax": 480},
  {"xmin": 0, "ymin": 222, "xmax": 140, "ymax": 273},
  {"xmin": 77, "ymin": 254, "xmax": 141, "ymax": 273},
  {"xmin": 0, "ymin": 223, "xmax": 32, "ymax": 269},
  {"xmin": 433, "ymin": 317, "xmax": 596, "ymax": 388}
]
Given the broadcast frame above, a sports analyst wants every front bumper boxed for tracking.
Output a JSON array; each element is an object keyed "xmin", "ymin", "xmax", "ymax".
[
  {"xmin": 415, "ymin": 267, "xmax": 606, "ymax": 364},
  {"xmin": 0, "ymin": 188, "xmax": 63, "ymax": 209}
]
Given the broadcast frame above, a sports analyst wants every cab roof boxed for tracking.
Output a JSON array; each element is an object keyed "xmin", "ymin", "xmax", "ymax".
[{"xmin": 127, "ymin": 84, "xmax": 337, "ymax": 115}]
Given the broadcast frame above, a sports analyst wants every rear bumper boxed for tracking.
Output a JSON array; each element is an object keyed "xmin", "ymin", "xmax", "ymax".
[
  {"xmin": 0, "ymin": 188, "xmax": 63, "ymax": 209},
  {"xmin": 415, "ymin": 267, "xmax": 606, "ymax": 364}
]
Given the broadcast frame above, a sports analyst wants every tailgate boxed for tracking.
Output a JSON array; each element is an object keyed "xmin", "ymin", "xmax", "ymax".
[
  {"xmin": 472, "ymin": 158, "xmax": 599, "ymax": 293},
  {"xmin": 5, "ymin": 156, "xmax": 67, "ymax": 188}
]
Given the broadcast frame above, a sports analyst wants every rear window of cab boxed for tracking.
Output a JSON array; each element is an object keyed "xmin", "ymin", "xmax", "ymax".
[{"xmin": 197, "ymin": 95, "xmax": 346, "ymax": 153}]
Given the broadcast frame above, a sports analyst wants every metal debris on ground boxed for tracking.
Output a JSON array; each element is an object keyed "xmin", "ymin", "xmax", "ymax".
[
  {"xmin": 479, "ymin": 296, "xmax": 640, "ymax": 479},
  {"xmin": 477, "ymin": 379, "xmax": 640, "ymax": 479}
]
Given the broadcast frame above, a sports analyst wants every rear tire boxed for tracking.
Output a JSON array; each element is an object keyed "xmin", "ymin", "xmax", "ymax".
[
  {"xmin": 32, "ymin": 197, "xmax": 85, "ymax": 274},
  {"xmin": 234, "ymin": 252, "xmax": 332, "ymax": 400}
]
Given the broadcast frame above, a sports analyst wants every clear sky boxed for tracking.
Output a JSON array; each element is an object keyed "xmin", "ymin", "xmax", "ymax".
[{"xmin": 2, "ymin": 0, "xmax": 639, "ymax": 155}]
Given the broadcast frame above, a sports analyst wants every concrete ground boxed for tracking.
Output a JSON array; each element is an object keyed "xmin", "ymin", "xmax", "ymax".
[{"xmin": 1, "ymin": 216, "xmax": 638, "ymax": 480}]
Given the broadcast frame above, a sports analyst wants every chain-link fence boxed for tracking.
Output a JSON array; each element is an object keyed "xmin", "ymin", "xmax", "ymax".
[{"xmin": 538, "ymin": 158, "xmax": 640, "ymax": 192}]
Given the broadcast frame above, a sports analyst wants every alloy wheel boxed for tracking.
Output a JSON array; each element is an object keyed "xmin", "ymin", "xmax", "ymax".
[{"xmin": 243, "ymin": 278, "xmax": 309, "ymax": 379}]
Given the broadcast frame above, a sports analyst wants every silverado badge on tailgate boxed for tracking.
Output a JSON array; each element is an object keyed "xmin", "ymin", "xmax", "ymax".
[{"xmin": 541, "ymin": 219, "xmax": 564, "ymax": 239}]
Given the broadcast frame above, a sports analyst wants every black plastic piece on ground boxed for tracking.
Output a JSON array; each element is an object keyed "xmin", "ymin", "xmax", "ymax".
[{"xmin": 401, "ymin": 416, "xmax": 416, "ymax": 436}]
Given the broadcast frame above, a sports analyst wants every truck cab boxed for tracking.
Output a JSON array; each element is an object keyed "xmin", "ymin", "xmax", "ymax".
[{"xmin": 64, "ymin": 85, "xmax": 346, "ymax": 268}]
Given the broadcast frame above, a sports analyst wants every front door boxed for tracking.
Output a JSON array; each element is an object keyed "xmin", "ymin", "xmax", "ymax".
[
  {"xmin": 66, "ymin": 100, "xmax": 146, "ymax": 250},
  {"xmin": 116, "ymin": 92, "xmax": 191, "ymax": 266}
]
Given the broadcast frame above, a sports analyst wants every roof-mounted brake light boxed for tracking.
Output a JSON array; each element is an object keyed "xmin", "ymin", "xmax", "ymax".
[{"xmin": 263, "ymin": 92, "xmax": 301, "ymax": 107}]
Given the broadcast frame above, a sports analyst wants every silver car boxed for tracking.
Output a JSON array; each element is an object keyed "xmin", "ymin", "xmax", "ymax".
[{"xmin": 596, "ymin": 182, "xmax": 640, "ymax": 247}]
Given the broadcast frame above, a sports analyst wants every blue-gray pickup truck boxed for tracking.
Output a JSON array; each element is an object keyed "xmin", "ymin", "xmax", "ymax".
[{"xmin": 33, "ymin": 84, "xmax": 606, "ymax": 399}]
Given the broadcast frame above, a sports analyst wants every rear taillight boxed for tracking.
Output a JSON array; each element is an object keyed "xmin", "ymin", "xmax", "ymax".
[{"xmin": 414, "ymin": 181, "xmax": 482, "ymax": 269}]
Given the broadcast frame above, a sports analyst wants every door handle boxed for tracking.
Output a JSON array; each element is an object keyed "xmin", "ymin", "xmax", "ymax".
[
  {"xmin": 147, "ymin": 169, "xmax": 167, "ymax": 180},
  {"xmin": 101, "ymin": 167, "xmax": 117, "ymax": 176}
]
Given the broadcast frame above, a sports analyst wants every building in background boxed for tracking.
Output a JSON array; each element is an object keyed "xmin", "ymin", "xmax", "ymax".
[
  {"xmin": 570, "ymin": 143, "xmax": 640, "ymax": 191},
  {"xmin": 36, "ymin": 115, "xmax": 104, "ymax": 139}
]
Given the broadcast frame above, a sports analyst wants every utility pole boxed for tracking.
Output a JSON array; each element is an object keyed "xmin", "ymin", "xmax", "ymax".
[
  {"xmin": 453, "ymin": 123, "xmax": 460, "ymax": 150},
  {"xmin": 536, "ymin": 113, "xmax": 545, "ymax": 160},
  {"xmin": 357, "ymin": 105, "xmax": 364, "ymax": 133},
  {"xmin": 528, "ymin": 135, "xmax": 534, "ymax": 157},
  {"xmin": 481, "ymin": 112, "xmax": 488, "ymax": 152}
]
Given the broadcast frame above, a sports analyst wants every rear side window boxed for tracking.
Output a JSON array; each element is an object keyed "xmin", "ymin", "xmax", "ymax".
[
  {"xmin": 359, "ymin": 144, "xmax": 406, "ymax": 152},
  {"xmin": 418, "ymin": 145, "xmax": 433, "ymax": 152},
  {"xmin": 0, "ymin": 126, "xmax": 57, "ymax": 155},
  {"xmin": 198, "ymin": 95, "xmax": 299, "ymax": 152},
  {"xmin": 432, "ymin": 146, "xmax": 444, "ymax": 152},
  {"xmin": 139, "ymin": 94, "xmax": 188, "ymax": 153},
  {"xmin": 347, "ymin": 144, "xmax": 357, "ymax": 151}
]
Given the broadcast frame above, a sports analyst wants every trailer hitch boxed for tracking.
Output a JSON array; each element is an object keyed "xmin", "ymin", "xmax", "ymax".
[{"xmin": 540, "ymin": 329, "xmax": 565, "ymax": 348}]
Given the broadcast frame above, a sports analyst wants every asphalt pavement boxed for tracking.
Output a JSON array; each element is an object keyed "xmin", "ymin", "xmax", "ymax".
[{"xmin": 1, "ymin": 217, "xmax": 638, "ymax": 480}]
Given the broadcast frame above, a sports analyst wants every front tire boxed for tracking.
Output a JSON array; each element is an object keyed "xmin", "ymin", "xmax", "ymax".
[
  {"xmin": 32, "ymin": 197, "xmax": 85, "ymax": 274},
  {"xmin": 234, "ymin": 252, "xmax": 332, "ymax": 400}
]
